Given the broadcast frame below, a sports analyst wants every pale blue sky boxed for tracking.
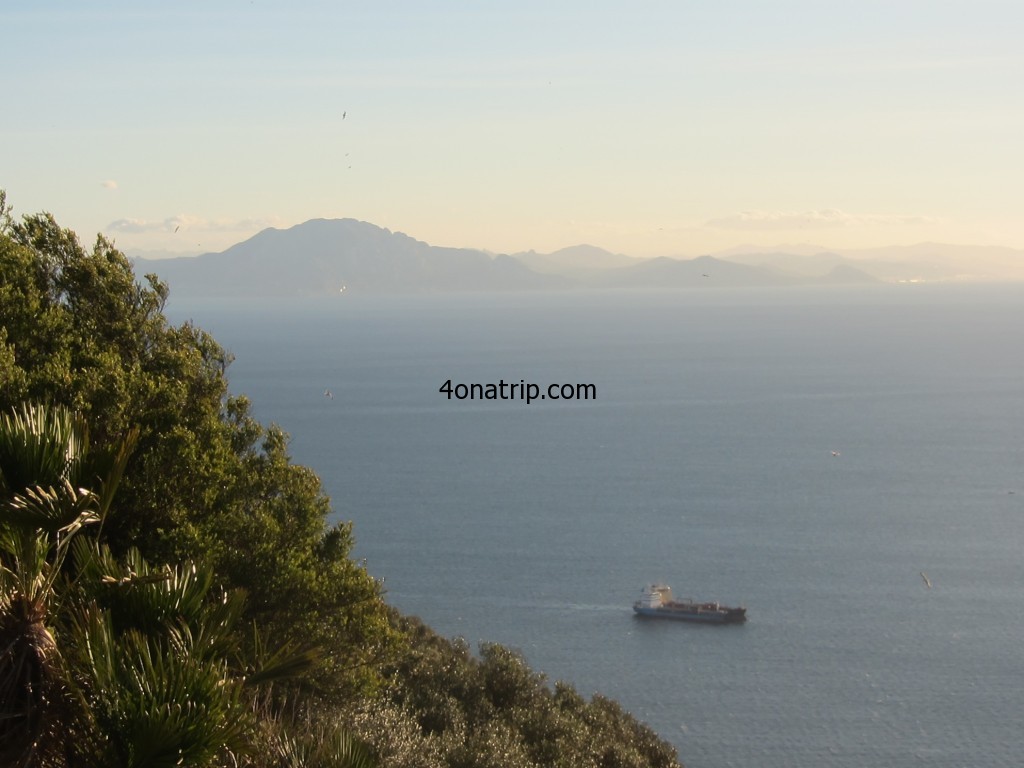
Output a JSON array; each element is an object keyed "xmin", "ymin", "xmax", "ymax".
[{"xmin": 4, "ymin": 1, "xmax": 1022, "ymax": 256}]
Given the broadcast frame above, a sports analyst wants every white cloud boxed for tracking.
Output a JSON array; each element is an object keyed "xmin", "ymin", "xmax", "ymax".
[
  {"xmin": 105, "ymin": 218, "xmax": 153, "ymax": 234},
  {"xmin": 706, "ymin": 209, "xmax": 935, "ymax": 231}
]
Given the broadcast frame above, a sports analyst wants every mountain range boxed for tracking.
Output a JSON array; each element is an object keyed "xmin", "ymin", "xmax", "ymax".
[{"xmin": 133, "ymin": 218, "xmax": 1024, "ymax": 297}]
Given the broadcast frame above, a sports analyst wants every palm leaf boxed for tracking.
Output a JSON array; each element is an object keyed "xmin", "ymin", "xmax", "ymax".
[
  {"xmin": 3, "ymin": 479, "xmax": 100, "ymax": 535},
  {"xmin": 0, "ymin": 402, "xmax": 138, "ymax": 536},
  {"xmin": 244, "ymin": 633, "xmax": 321, "ymax": 688},
  {"xmin": 0, "ymin": 402, "xmax": 139, "ymax": 766},
  {"xmin": 0, "ymin": 402, "xmax": 87, "ymax": 500},
  {"xmin": 72, "ymin": 540, "xmax": 225, "ymax": 641},
  {"xmin": 69, "ymin": 605, "xmax": 251, "ymax": 768}
]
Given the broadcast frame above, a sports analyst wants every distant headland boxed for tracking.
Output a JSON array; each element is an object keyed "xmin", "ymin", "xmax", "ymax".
[{"xmin": 132, "ymin": 218, "xmax": 1024, "ymax": 297}]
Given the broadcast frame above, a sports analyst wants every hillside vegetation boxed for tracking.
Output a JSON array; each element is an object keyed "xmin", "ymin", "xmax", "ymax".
[{"xmin": 0, "ymin": 191, "xmax": 681, "ymax": 767}]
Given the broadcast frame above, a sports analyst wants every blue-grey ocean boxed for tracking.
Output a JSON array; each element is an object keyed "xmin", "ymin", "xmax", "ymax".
[{"xmin": 168, "ymin": 285, "xmax": 1024, "ymax": 768}]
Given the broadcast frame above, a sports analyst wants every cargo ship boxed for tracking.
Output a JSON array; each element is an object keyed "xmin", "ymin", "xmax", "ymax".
[{"xmin": 633, "ymin": 584, "xmax": 746, "ymax": 624}]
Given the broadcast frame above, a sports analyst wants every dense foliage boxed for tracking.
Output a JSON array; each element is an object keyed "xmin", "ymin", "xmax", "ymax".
[
  {"xmin": 0, "ymin": 192, "xmax": 682, "ymax": 767},
  {"xmin": 0, "ymin": 191, "xmax": 395, "ymax": 699},
  {"xmin": 0, "ymin": 401, "xmax": 376, "ymax": 767},
  {"xmin": 350, "ymin": 614, "xmax": 680, "ymax": 768}
]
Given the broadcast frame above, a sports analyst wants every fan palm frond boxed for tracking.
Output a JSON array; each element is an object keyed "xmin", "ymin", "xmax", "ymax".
[
  {"xmin": 268, "ymin": 721, "xmax": 377, "ymax": 768},
  {"xmin": 5, "ymin": 479, "xmax": 100, "ymax": 536},
  {"xmin": 69, "ymin": 605, "xmax": 250, "ymax": 768},
  {"xmin": 0, "ymin": 402, "xmax": 88, "ymax": 503},
  {"xmin": 0, "ymin": 402, "xmax": 138, "ymax": 767}
]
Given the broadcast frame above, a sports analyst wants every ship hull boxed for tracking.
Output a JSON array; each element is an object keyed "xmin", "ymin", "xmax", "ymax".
[{"xmin": 633, "ymin": 605, "xmax": 747, "ymax": 624}]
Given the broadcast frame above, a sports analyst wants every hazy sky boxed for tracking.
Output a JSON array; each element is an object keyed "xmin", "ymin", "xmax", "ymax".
[{"xmin": 4, "ymin": 1, "xmax": 1023, "ymax": 257}]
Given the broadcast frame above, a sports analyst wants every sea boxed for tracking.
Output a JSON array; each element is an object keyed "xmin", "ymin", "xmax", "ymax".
[{"xmin": 167, "ymin": 284, "xmax": 1024, "ymax": 768}]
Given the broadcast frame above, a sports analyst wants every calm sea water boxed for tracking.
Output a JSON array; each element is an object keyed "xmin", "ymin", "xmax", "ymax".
[{"xmin": 168, "ymin": 285, "xmax": 1024, "ymax": 768}]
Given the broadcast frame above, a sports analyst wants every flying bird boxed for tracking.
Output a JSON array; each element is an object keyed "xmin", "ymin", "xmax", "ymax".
[
  {"xmin": 174, "ymin": 225, "xmax": 180, "ymax": 233},
  {"xmin": 324, "ymin": 389, "xmax": 334, "ymax": 399},
  {"xmin": 920, "ymin": 571, "xmax": 932, "ymax": 589}
]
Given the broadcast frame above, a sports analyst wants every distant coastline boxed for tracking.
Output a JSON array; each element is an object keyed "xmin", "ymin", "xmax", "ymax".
[{"xmin": 131, "ymin": 218, "xmax": 1024, "ymax": 298}]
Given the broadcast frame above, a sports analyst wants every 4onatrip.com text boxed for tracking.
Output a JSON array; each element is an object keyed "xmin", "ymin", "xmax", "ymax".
[{"xmin": 439, "ymin": 379, "xmax": 596, "ymax": 404}]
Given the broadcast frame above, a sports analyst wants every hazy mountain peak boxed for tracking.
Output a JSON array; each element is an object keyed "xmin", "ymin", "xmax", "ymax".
[
  {"xmin": 141, "ymin": 217, "xmax": 564, "ymax": 296},
  {"xmin": 134, "ymin": 219, "xmax": 1024, "ymax": 295},
  {"xmin": 510, "ymin": 244, "xmax": 639, "ymax": 274}
]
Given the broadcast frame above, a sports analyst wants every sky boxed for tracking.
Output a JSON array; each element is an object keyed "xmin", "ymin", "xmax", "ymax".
[{"xmin": 4, "ymin": 1, "xmax": 1023, "ymax": 258}]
